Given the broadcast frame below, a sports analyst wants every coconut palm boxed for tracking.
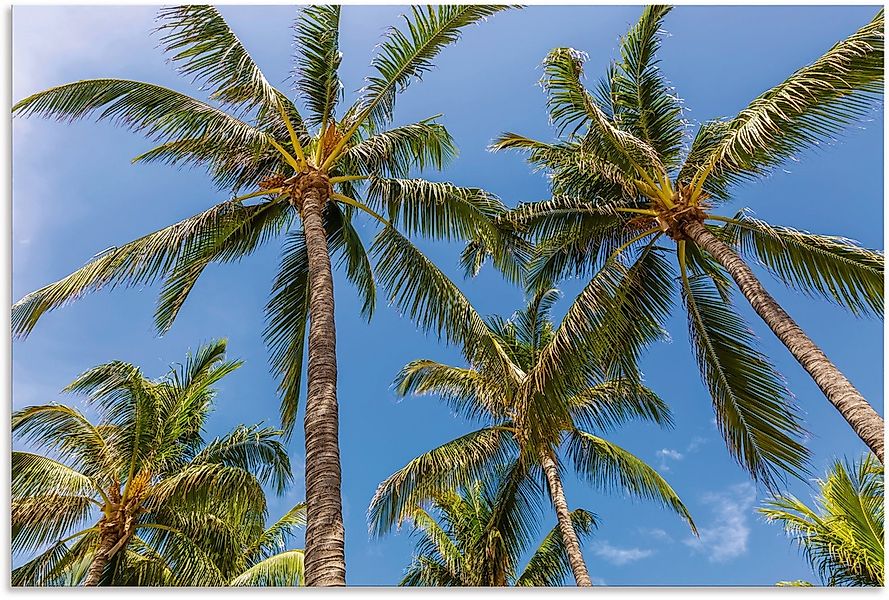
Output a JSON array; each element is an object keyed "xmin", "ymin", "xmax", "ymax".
[
  {"xmin": 487, "ymin": 6, "xmax": 884, "ymax": 484},
  {"xmin": 11, "ymin": 5, "xmax": 518, "ymax": 584},
  {"xmin": 369, "ymin": 288, "xmax": 696, "ymax": 586},
  {"xmin": 399, "ymin": 471, "xmax": 597, "ymax": 587},
  {"xmin": 760, "ymin": 455, "xmax": 884, "ymax": 587},
  {"xmin": 11, "ymin": 340, "xmax": 293, "ymax": 586}
]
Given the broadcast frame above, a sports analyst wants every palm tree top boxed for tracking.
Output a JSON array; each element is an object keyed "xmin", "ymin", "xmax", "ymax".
[{"xmin": 486, "ymin": 5, "xmax": 884, "ymax": 486}]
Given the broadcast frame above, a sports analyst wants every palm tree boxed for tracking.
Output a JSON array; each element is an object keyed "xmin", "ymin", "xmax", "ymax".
[
  {"xmin": 398, "ymin": 472, "xmax": 597, "ymax": 587},
  {"xmin": 369, "ymin": 288, "xmax": 696, "ymax": 586},
  {"xmin": 760, "ymin": 454, "xmax": 884, "ymax": 587},
  {"xmin": 29, "ymin": 501, "xmax": 309, "ymax": 587},
  {"xmin": 487, "ymin": 6, "xmax": 884, "ymax": 483},
  {"xmin": 11, "ymin": 5, "xmax": 518, "ymax": 584},
  {"xmin": 11, "ymin": 340, "xmax": 293, "ymax": 586}
]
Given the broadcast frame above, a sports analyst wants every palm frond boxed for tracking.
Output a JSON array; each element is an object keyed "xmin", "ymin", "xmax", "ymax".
[
  {"xmin": 568, "ymin": 380, "xmax": 673, "ymax": 433},
  {"xmin": 609, "ymin": 5, "xmax": 684, "ymax": 166},
  {"xmin": 347, "ymin": 5, "xmax": 512, "ymax": 131},
  {"xmin": 12, "ymin": 78, "xmax": 266, "ymax": 149},
  {"xmin": 368, "ymin": 426, "xmax": 518, "ymax": 537},
  {"xmin": 342, "ymin": 118, "xmax": 457, "ymax": 178},
  {"xmin": 190, "ymin": 425, "xmax": 291, "ymax": 495},
  {"xmin": 566, "ymin": 429, "xmax": 697, "ymax": 534},
  {"xmin": 679, "ymin": 270, "xmax": 810, "ymax": 486},
  {"xmin": 231, "ymin": 549, "xmax": 304, "ymax": 586},
  {"xmin": 156, "ymin": 5, "xmax": 287, "ymax": 117},
  {"xmin": 515, "ymin": 509, "xmax": 597, "ymax": 587},
  {"xmin": 723, "ymin": 212, "xmax": 883, "ymax": 317},
  {"xmin": 293, "ymin": 4, "xmax": 342, "ymax": 129},
  {"xmin": 12, "ymin": 198, "xmax": 285, "ymax": 339},
  {"xmin": 696, "ymin": 9, "xmax": 883, "ymax": 190}
]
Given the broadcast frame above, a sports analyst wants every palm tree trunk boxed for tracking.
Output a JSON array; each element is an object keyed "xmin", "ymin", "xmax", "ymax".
[
  {"xmin": 539, "ymin": 450, "xmax": 592, "ymax": 587},
  {"xmin": 682, "ymin": 220, "xmax": 884, "ymax": 462},
  {"xmin": 83, "ymin": 521, "xmax": 118, "ymax": 587},
  {"xmin": 300, "ymin": 186, "xmax": 347, "ymax": 586}
]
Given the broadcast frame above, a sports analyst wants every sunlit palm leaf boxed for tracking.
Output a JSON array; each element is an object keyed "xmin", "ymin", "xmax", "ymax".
[
  {"xmin": 680, "ymin": 272, "xmax": 810, "ymax": 486},
  {"xmin": 566, "ymin": 429, "xmax": 696, "ymax": 534}
]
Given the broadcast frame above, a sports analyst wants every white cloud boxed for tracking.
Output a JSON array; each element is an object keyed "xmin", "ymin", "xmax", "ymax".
[
  {"xmin": 641, "ymin": 528, "xmax": 673, "ymax": 543},
  {"xmin": 684, "ymin": 482, "xmax": 757, "ymax": 563},
  {"xmin": 657, "ymin": 448, "xmax": 684, "ymax": 461},
  {"xmin": 592, "ymin": 541, "xmax": 654, "ymax": 566}
]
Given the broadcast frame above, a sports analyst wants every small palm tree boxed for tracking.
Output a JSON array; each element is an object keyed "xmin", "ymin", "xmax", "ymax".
[
  {"xmin": 11, "ymin": 340, "xmax": 292, "ymax": 586},
  {"xmin": 369, "ymin": 288, "xmax": 695, "ymax": 586},
  {"xmin": 489, "ymin": 6, "xmax": 884, "ymax": 483},
  {"xmin": 399, "ymin": 473, "xmax": 597, "ymax": 587},
  {"xmin": 11, "ymin": 5, "xmax": 517, "ymax": 584},
  {"xmin": 760, "ymin": 455, "xmax": 884, "ymax": 587}
]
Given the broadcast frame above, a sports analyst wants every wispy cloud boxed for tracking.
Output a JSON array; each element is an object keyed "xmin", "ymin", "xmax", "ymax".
[
  {"xmin": 640, "ymin": 527, "xmax": 673, "ymax": 543},
  {"xmin": 684, "ymin": 482, "xmax": 757, "ymax": 563},
  {"xmin": 592, "ymin": 541, "xmax": 654, "ymax": 566}
]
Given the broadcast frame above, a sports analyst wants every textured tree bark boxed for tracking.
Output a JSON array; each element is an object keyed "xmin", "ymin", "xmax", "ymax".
[
  {"xmin": 300, "ymin": 186, "xmax": 347, "ymax": 586},
  {"xmin": 82, "ymin": 521, "xmax": 118, "ymax": 587},
  {"xmin": 539, "ymin": 450, "xmax": 592, "ymax": 587},
  {"xmin": 682, "ymin": 220, "xmax": 884, "ymax": 463}
]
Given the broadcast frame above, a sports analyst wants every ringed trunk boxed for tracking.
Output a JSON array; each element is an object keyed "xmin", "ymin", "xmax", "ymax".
[
  {"xmin": 682, "ymin": 220, "xmax": 884, "ymax": 463},
  {"xmin": 82, "ymin": 520, "xmax": 119, "ymax": 587},
  {"xmin": 539, "ymin": 450, "xmax": 592, "ymax": 587},
  {"xmin": 300, "ymin": 186, "xmax": 347, "ymax": 586}
]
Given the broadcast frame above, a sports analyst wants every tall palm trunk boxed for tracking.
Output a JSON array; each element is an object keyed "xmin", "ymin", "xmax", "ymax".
[
  {"xmin": 83, "ymin": 519, "xmax": 119, "ymax": 586},
  {"xmin": 539, "ymin": 450, "xmax": 592, "ymax": 587},
  {"xmin": 300, "ymin": 186, "xmax": 347, "ymax": 586},
  {"xmin": 682, "ymin": 220, "xmax": 884, "ymax": 463}
]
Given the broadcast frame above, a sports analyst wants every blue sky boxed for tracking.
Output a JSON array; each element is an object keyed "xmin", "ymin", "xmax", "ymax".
[{"xmin": 11, "ymin": 5, "xmax": 883, "ymax": 586}]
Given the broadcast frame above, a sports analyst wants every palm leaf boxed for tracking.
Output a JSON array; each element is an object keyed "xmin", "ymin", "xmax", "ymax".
[
  {"xmin": 566, "ymin": 429, "xmax": 697, "ymax": 534},
  {"xmin": 515, "ymin": 509, "xmax": 597, "ymax": 587},
  {"xmin": 696, "ymin": 9, "xmax": 883, "ymax": 189},
  {"xmin": 231, "ymin": 549, "xmax": 304, "ymax": 586},
  {"xmin": 724, "ymin": 211, "xmax": 883, "ymax": 317},
  {"xmin": 679, "ymin": 270, "xmax": 810, "ymax": 486},
  {"xmin": 293, "ymin": 4, "xmax": 342, "ymax": 129}
]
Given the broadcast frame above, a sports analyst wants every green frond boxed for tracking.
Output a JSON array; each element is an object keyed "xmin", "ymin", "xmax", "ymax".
[
  {"xmin": 724, "ymin": 211, "xmax": 883, "ymax": 317},
  {"xmin": 247, "ymin": 502, "xmax": 306, "ymax": 562},
  {"xmin": 231, "ymin": 549, "xmax": 304, "ymax": 586},
  {"xmin": 347, "ymin": 5, "xmax": 512, "ymax": 131},
  {"xmin": 515, "ymin": 509, "xmax": 597, "ymax": 587},
  {"xmin": 370, "ymin": 226, "xmax": 519, "ymax": 382},
  {"xmin": 12, "ymin": 197, "xmax": 287, "ymax": 339},
  {"xmin": 394, "ymin": 359, "xmax": 511, "ymax": 424},
  {"xmin": 190, "ymin": 425, "xmax": 291, "ymax": 496},
  {"xmin": 568, "ymin": 380, "xmax": 674, "ymax": 433},
  {"xmin": 155, "ymin": 198, "xmax": 292, "ymax": 333},
  {"xmin": 293, "ymin": 4, "xmax": 342, "ymax": 128},
  {"xmin": 12, "ymin": 529, "xmax": 98, "ymax": 587},
  {"xmin": 697, "ymin": 9, "xmax": 883, "ymax": 190},
  {"xmin": 342, "ymin": 118, "xmax": 457, "ymax": 177},
  {"xmin": 609, "ymin": 5, "xmax": 684, "ymax": 166},
  {"xmin": 566, "ymin": 429, "xmax": 697, "ymax": 534},
  {"xmin": 11, "ymin": 451, "xmax": 100, "ymax": 502},
  {"xmin": 12, "ymin": 495, "xmax": 96, "ymax": 556},
  {"xmin": 760, "ymin": 454, "xmax": 883, "ymax": 586},
  {"xmin": 368, "ymin": 426, "xmax": 518, "ymax": 537},
  {"xmin": 263, "ymin": 231, "xmax": 310, "ymax": 437},
  {"xmin": 326, "ymin": 201, "xmax": 377, "ymax": 319},
  {"xmin": 12, "ymin": 407, "xmax": 114, "ymax": 477},
  {"xmin": 679, "ymin": 271, "xmax": 810, "ymax": 486},
  {"xmin": 12, "ymin": 78, "xmax": 265, "ymax": 148},
  {"xmin": 156, "ymin": 5, "xmax": 286, "ymax": 117},
  {"xmin": 367, "ymin": 177, "xmax": 508, "ymax": 243}
]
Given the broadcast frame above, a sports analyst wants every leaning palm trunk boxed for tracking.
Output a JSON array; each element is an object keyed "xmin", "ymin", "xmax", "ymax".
[
  {"xmin": 82, "ymin": 535, "xmax": 115, "ymax": 587},
  {"xmin": 539, "ymin": 450, "xmax": 592, "ymax": 587},
  {"xmin": 682, "ymin": 221, "xmax": 884, "ymax": 463},
  {"xmin": 300, "ymin": 187, "xmax": 346, "ymax": 586}
]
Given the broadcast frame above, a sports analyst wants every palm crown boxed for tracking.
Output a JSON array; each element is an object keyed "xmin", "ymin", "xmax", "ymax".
[
  {"xmin": 399, "ymin": 473, "xmax": 597, "ymax": 587},
  {"xmin": 489, "ymin": 5, "xmax": 884, "ymax": 485},
  {"xmin": 369, "ymin": 288, "xmax": 695, "ymax": 585},
  {"xmin": 760, "ymin": 455, "xmax": 884, "ymax": 587},
  {"xmin": 12, "ymin": 340, "xmax": 294, "ymax": 586}
]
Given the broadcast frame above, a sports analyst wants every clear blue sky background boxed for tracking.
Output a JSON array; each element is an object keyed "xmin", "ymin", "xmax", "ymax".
[{"xmin": 12, "ymin": 5, "xmax": 884, "ymax": 586}]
